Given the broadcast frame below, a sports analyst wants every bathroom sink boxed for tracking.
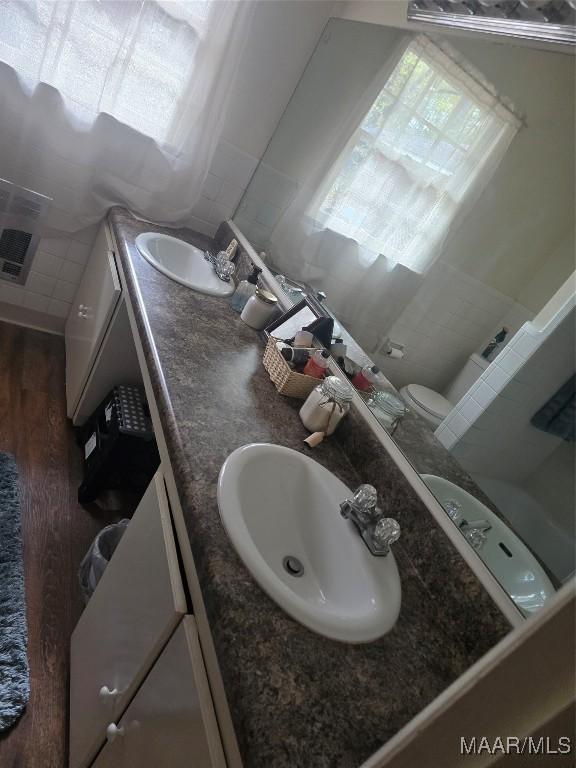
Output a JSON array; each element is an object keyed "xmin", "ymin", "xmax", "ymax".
[
  {"xmin": 217, "ymin": 444, "xmax": 401, "ymax": 643},
  {"xmin": 135, "ymin": 232, "xmax": 235, "ymax": 297},
  {"xmin": 422, "ymin": 475, "xmax": 555, "ymax": 616}
]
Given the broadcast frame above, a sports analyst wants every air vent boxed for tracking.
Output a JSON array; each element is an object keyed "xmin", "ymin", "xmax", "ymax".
[
  {"xmin": 0, "ymin": 230, "xmax": 32, "ymax": 264},
  {"xmin": 2, "ymin": 261, "xmax": 22, "ymax": 278},
  {"xmin": 0, "ymin": 179, "xmax": 51, "ymax": 286}
]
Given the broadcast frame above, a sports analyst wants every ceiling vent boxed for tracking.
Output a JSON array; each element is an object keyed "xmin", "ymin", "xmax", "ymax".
[{"xmin": 0, "ymin": 178, "xmax": 52, "ymax": 286}]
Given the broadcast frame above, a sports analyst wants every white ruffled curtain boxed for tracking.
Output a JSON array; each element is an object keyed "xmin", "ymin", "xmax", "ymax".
[
  {"xmin": 0, "ymin": 0, "xmax": 255, "ymax": 231},
  {"xmin": 268, "ymin": 34, "xmax": 521, "ymax": 351}
]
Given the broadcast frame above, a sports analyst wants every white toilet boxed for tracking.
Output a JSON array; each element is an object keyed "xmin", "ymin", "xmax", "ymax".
[{"xmin": 400, "ymin": 353, "xmax": 489, "ymax": 427}]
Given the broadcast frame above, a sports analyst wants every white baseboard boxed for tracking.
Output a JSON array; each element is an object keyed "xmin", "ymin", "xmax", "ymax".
[{"xmin": 0, "ymin": 300, "xmax": 65, "ymax": 335}]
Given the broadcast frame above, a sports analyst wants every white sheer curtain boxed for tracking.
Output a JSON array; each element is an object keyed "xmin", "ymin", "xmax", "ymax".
[
  {"xmin": 0, "ymin": 0, "xmax": 255, "ymax": 231},
  {"xmin": 268, "ymin": 34, "xmax": 521, "ymax": 351},
  {"xmin": 310, "ymin": 34, "xmax": 522, "ymax": 274}
]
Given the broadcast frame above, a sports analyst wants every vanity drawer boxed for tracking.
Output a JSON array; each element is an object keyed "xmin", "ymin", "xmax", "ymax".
[
  {"xmin": 90, "ymin": 616, "xmax": 225, "ymax": 768},
  {"xmin": 70, "ymin": 469, "xmax": 187, "ymax": 768}
]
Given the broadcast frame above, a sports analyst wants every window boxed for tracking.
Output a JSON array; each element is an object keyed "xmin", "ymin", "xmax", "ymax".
[
  {"xmin": 312, "ymin": 36, "xmax": 520, "ymax": 273},
  {"xmin": 0, "ymin": 1, "xmax": 212, "ymax": 145}
]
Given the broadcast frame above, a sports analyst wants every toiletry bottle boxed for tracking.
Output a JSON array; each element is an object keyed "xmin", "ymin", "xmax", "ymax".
[
  {"xmin": 481, "ymin": 327, "xmax": 508, "ymax": 360},
  {"xmin": 351, "ymin": 365, "xmax": 381, "ymax": 392},
  {"xmin": 294, "ymin": 329, "xmax": 314, "ymax": 348},
  {"xmin": 230, "ymin": 266, "xmax": 262, "ymax": 313},
  {"xmin": 240, "ymin": 286, "xmax": 278, "ymax": 329},
  {"xmin": 331, "ymin": 338, "xmax": 347, "ymax": 366},
  {"xmin": 280, "ymin": 346, "xmax": 310, "ymax": 367},
  {"xmin": 225, "ymin": 238, "xmax": 238, "ymax": 259},
  {"xmin": 303, "ymin": 349, "xmax": 329, "ymax": 379}
]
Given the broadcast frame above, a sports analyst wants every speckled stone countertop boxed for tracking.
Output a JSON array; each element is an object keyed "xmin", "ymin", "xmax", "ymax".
[{"xmin": 109, "ymin": 208, "xmax": 511, "ymax": 768}]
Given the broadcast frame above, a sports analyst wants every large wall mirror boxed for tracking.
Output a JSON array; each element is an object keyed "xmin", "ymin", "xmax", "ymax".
[{"xmin": 232, "ymin": 17, "xmax": 575, "ymax": 619}]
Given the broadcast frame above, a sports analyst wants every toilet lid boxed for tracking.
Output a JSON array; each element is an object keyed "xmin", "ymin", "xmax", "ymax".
[{"xmin": 405, "ymin": 384, "xmax": 452, "ymax": 420}]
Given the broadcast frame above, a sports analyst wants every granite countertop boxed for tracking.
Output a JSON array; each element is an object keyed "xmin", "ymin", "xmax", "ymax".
[{"xmin": 108, "ymin": 207, "xmax": 510, "ymax": 768}]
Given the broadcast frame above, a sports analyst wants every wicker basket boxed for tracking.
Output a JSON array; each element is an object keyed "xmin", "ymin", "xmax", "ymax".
[{"xmin": 263, "ymin": 336, "xmax": 320, "ymax": 399}]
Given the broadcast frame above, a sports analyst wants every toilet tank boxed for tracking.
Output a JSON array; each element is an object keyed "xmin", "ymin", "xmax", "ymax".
[{"xmin": 445, "ymin": 353, "xmax": 489, "ymax": 405}]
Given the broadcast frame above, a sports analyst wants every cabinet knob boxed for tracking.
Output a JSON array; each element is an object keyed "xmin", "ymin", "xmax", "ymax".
[
  {"xmin": 99, "ymin": 685, "xmax": 119, "ymax": 703},
  {"xmin": 106, "ymin": 723, "xmax": 125, "ymax": 743},
  {"xmin": 78, "ymin": 309, "xmax": 88, "ymax": 318}
]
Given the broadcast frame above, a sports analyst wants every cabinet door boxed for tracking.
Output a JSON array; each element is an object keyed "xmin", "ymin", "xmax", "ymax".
[
  {"xmin": 70, "ymin": 471, "xmax": 187, "ymax": 768},
  {"xmin": 65, "ymin": 221, "xmax": 121, "ymax": 417},
  {"xmin": 91, "ymin": 617, "xmax": 225, "ymax": 768}
]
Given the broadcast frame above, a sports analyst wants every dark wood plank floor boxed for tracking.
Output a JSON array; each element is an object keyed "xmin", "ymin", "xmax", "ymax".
[{"xmin": 0, "ymin": 321, "xmax": 112, "ymax": 768}]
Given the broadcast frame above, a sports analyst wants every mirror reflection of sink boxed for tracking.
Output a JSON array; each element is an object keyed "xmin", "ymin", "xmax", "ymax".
[
  {"xmin": 422, "ymin": 475, "xmax": 555, "ymax": 617},
  {"xmin": 135, "ymin": 232, "xmax": 235, "ymax": 297},
  {"xmin": 217, "ymin": 444, "xmax": 401, "ymax": 643}
]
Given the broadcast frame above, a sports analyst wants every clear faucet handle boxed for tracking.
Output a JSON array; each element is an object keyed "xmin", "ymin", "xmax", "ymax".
[
  {"xmin": 373, "ymin": 518, "xmax": 401, "ymax": 550},
  {"xmin": 353, "ymin": 484, "xmax": 378, "ymax": 511},
  {"xmin": 464, "ymin": 527, "xmax": 487, "ymax": 551},
  {"xmin": 444, "ymin": 499, "xmax": 464, "ymax": 526}
]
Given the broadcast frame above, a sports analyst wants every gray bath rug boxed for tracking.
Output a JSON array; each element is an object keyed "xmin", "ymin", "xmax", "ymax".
[{"xmin": 0, "ymin": 452, "xmax": 29, "ymax": 731}]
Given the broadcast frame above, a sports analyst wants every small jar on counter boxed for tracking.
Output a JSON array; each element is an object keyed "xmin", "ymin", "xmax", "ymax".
[
  {"xmin": 366, "ymin": 390, "xmax": 407, "ymax": 430},
  {"xmin": 299, "ymin": 376, "xmax": 353, "ymax": 436},
  {"xmin": 240, "ymin": 286, "xmax": 278, "ymax": 330}
]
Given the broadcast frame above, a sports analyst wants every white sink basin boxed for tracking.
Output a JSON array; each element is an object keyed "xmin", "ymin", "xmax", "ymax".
[
  {"xmin": 217, "ymin": 444, "xmax": 401, "ymax": 643},
  {"xmin": 135, "ymin": 232, "xmax": 235, "ymax": 297},
  {"xmin": 422, "ymin": 475, "xmax": 555, "ymax": 617}
]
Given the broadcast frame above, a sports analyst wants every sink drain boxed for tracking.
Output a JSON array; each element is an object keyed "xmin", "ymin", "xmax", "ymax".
[{"xmin": 283, "ymin": 556, "xmax": 304, "ymax": 577}]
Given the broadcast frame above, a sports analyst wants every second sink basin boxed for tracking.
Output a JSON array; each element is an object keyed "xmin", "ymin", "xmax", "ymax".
[
  {"xmin": 217, "ymin": 444, "xmax": 401, "ymax": 643},
  {"xmin": 422, "ymin": 474, "xmax": 555, "ymax": 616},
  {"xmin": 135, "ymin": 232, "xmax": 235, "ymax": 297}
]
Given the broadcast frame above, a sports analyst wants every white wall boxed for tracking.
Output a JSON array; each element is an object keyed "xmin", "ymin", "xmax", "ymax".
[
  {"xmin": 524, "ymin": 441, "xmax": 576, "ymax": 546},
  {"xmin": 0, "ymin": 0, "xmax": 334, "ymax": 332},
  {"xmin": 437, "ymin": 306, "xmax": 576, "ymax": 483},
  {"xmin": 373, "ymin": 260, "xmax": 534, "ymax": 393},
  {"xmin": 189, "ymin": 0, "xmax": 335, "ymax": 237}
]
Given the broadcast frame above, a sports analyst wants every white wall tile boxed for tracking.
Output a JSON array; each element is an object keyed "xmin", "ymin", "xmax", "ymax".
[
  {"xmin": 52, "ymin": 279, "xmax": 78, "ymax": 303},
  {"xmin": 0, "ymin": 282, "xmax": 25, "ymax": 305},
  {"xmin": 23, "ymin": 291, "xmax": 50, "ymax": 312},
  {"xmin": 510, "ymin": 329, "xmax": 540, "ymax": 359},
  {"xmin": 217, "ymin": 179, "xmax": 246, "ymax": 210},
  {"xmin": 202, "ymin": 173, "xmax": 223, "ymax": 201},
  {"xmin": 47, "ymin": 298, "xmax": 72, "ymax": 318},
  {"xmin": 209, "ymin": 140, "xmax": 259, "ymax": 190},
  {"xmin": 458, "ymin": 397, "xmax": 484, "ymax": 423},
  {"xmin": 38, "ymin": 236, "xmax": 70, "ymax": 258},
  {"xmin": 26, "ymin": 271, "xmax": 56, "ymax": 297},
  {"xmin": 497, "ymin": 348, "xmax": 524, "ymax": 374},
  {"xmin": 473, "ymin": 381, "xmax": 498, "ymax": 409},
  {"xmin": 58, "ymin": 260, "xmax": 84, "ymax": 284},
  {"xmin": 484, "ymin": 364, "xmax": 512, "ymax": 391},
  {"xmin": 67, "ymin": 241, "xmax": 92, "ymax": 265},
  {"xmin": 190, "ymin": 196, "xmax": 214, "ymax": 223},
  {"xmin": 447, "ymin": 410, "xmax": 470, "ymax": 438},
  {"xmin": 32, "ymin": 250, "xmax": 63, "ymax": 278}
]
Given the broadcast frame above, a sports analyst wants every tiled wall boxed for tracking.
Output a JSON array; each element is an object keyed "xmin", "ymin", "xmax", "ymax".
[
  {"xmin": 234, "ymin": 161, "xmax": 299, "ymax": 248},
  {"xmin": 373, "ymin": 260, "xmax": 534, "ymax": 393},
  {"xmin": 436, "ymin": 305, "xmax": 575, "ymax": 482},
  {"xmin": 188, "ymin": 140, "xmax": 260, "ymax": 238},
  {"xmin": 0, "ymin": 223, "xmax": 99, "ymax": 325},
  {"xmin": 0, "ymin": 137, "xmax": 260, "ymax": 332}
]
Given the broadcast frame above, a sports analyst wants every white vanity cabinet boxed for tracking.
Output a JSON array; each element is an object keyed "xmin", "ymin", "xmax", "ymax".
[
  {"xmin": 69, "ymin": 470, "xmax": 189, "ymax": 768},
  {"xmin": 90, "ymin": 617, "xmax": 224, "ymax": 768},
  {"xmin": 65, "ymin": 221, "xmax": 122, "ymax": 418}
]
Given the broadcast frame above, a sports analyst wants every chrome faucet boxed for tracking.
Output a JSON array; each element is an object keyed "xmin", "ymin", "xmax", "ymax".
[
  {"xmin": 443, "ymin": 499, "xmax": 491, "ymax": 550},
  {"xmin": 204, "ymin": 250, "xmax": 235, "ymax": 282},
  {"xmin": 340, "ymin": 484, "xmax": 401, "ymax": 557}
]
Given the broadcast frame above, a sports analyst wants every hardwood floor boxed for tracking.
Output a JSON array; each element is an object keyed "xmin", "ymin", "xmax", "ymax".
[{"xmin": 0, "ymin": 321, "xmax": 114, "ymax": 768}]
